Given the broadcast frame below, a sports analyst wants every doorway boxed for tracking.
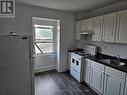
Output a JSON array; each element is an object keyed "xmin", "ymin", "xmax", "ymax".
[{"xmin": 32, "ymin": 17, "xmax": 60, "ymax": 73}]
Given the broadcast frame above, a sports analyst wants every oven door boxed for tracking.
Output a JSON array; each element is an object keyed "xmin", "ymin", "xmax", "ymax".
[{"xmin": 70, "ymin": 54, "xmax": 81, "ymax": 73}]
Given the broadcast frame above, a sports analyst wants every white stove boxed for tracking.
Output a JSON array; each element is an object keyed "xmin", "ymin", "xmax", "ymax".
[{"xmin": 70, "ymin": 44, "xmax": 97, "ymax": 82}]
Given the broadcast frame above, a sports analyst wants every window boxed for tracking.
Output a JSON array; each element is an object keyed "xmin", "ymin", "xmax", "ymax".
[{"xmin": 34, "ymin": 25, "xmax": 54, "ymax": 54}]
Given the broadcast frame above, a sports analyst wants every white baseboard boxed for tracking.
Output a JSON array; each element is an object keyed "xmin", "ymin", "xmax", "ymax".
[{"xmin": 34, "ymin": 65, "xmax": 56, "ymax": 73}]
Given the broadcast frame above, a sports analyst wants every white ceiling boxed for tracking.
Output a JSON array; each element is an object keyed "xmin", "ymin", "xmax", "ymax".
[{"xmin": 16, "ymin": 0, "xmax": 121, "ymax": 12}]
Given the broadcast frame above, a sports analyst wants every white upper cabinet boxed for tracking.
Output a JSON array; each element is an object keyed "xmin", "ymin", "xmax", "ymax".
[
  {"xmin": 116, "ymin": 10, "xmax": 127, "ymax": 43},
  {"xmin": 75, "ymin": 9, "xmax": 127, "ymax": 43},
  {"xmin": 75, "ymin": 21, "xmax": 81, "ymax": 40},
  {"xmin": 75, "ymin": 18, "xmax": 93, "ymax": 40},
  {"xmin": 102, "ymin": 13, "xmax": 117, "ymax": 42},
  {"xmin": 92, "ymin": 16, "xmax": 103, "ymax": 41},
  {"xmin": 81, "ymin": 18, "xmax": 93, "ymax": 32}
]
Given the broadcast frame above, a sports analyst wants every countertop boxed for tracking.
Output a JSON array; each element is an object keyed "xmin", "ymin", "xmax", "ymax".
[
  {"xmin": 67, "ymin": 48, "xmax": 83, "ymax": 52},
  {"xmin": 68, "ymin": 49, "xmax": 127, "ymax": 73},
  {"xmin": 86, "ymin": 54, "xmax": 127, "ymax": 73}
]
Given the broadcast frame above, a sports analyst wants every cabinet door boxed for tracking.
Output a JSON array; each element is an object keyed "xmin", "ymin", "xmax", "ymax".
[
  {"xmin": 104, "ymin": 74, "xmax": 125, "ymax": 95},
  {"xmin": 116, "ymin": 10, "xmax": 127, "ymax": 43},
  {"xmin": 92, "ymin": 16, "xmax": 103, "ymax": 41},
  {"xmin": 90, "ymin": 66, "xmax": 104, "ymax": 93},
  {"xmin": 124, "ymin": 82, "xmax": 127, "ymax": 95},
  {"xmin": 84, "ymin": 59, "xmax": 91, "ymax": 84},
  {"xmin": 75, "ymin": 21, "xmax": 81, "ymax": 40},
  {"xmin": 81, "ymin": 18, "xmax": 93, "ymax": 32},
  {"xmin": 103, "ymin": 13, "xmax": 117, "ymax": 42}
]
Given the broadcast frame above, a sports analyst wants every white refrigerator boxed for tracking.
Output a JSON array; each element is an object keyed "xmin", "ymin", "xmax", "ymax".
[{"xmin": 0, "ymin": 35, "xmax": 34, "ymax": 95}]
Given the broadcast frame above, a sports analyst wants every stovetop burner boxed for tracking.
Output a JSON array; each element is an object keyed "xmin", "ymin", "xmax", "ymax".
[{"xmin": 74, "ymin": 45, "xmax": 98, "ymax": 57}]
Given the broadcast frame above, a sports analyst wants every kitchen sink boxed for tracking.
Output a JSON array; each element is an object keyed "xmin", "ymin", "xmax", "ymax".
[{"xmin": 98, "ymin": 59, "xmax": 125, "ymax": 66}]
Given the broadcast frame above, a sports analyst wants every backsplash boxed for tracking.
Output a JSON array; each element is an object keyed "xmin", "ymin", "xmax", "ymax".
[{"xmin": 76, "ymin": 40, "xmax": 127, "ymax": 59}]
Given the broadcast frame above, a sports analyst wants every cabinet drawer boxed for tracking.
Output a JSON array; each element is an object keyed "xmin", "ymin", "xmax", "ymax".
[
  {"xmin": 91, "ymin": 60, "xmax": 105, "ymax": 71},
  {"xmin": 105, "ymin": 66, "xmax": 126, "ymax": 79}
]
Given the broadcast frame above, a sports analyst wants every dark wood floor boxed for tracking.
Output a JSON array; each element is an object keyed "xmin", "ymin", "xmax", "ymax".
[{"xmin": 35, "ymin": 70, "xmax": 98, "ymax": 95}]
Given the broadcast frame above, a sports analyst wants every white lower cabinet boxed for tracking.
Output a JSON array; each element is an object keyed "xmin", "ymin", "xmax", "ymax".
[
  {"xmin": 124, "ymin": 82, "xmax": 127, "ymax": 95},
  {"xmin": 83, "ymin": 59, "xmax": 127, "ymax": 95},
  {"xmin": 104, "ymin": 66, "xmax": 126, "ymax": 95},
  {"xmin": 84, "ymin": 59, "xmax": 91, "ymax": 84},
  {"xmin": 104, "ymin": 73, "xmax": 125, "ymax": 95},
  {"xmin": 90, "ymin": 61, "xmax": 104, "ymax": 94},
  {"xmin": 90, "ymin": 67, "xmax": 104, "ymax": 94},
  {"xmin": 124, "ymin": 76, "xmax": 127, "ymax": 95}
]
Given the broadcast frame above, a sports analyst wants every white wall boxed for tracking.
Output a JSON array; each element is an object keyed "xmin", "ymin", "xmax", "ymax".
[
  {"xmin": 76, "ymin": 39, "xmax": 127, "ymax": 59},
  {"xmin": 0, "ymin": 3, "xmax": 76, "ymax": 72}
]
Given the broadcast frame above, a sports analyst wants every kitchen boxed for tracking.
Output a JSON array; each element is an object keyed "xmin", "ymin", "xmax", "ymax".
[{"xmin": 0, "ymin": 0, "xmax": 127, "ymax": 95}]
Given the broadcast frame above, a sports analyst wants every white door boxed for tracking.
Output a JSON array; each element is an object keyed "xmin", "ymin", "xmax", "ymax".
[
  {"xmin": 104, "ymin": 73, "xmax": 125, "ymax": 95},
  {"xmin": 92, "ymin": 16, "xmax": 103, "ymax": 41},
  {"xmin": 90, "ymin": 66, "xmax": 104, "ymax": 93},
  {"xmin": 116, "ymin": 9, "xmax": 127, "ymax": 43},
  {"xmin": 33, "ymin": 18, "xmax": 59, "ymax": 73},
  {"xmin": 103, "ymin": 13, "xmax": 117, "ymax": 42}
]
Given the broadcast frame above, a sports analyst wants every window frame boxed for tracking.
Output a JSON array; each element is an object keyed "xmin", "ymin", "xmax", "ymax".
[{"xmin": 34, "ymin": 25, "xmax": 54, "ymax": 55}]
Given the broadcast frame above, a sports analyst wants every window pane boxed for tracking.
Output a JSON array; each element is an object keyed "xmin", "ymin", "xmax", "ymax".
[
  {"xmin": 35, "ymin": 28, "xmax": 53, "ymax": 40},
  {"xmin": 35, "ymin": 45, "xmax": 41, "ymax": 54},
  {"xmin": 35, "ymin": 43, "xmax": 53, "ymax": 54}
]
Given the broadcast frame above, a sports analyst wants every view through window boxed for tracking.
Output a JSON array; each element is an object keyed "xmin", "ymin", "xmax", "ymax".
[{"xmin": 34, "ymin": 25, "xmax": 54, "ymax": 54}]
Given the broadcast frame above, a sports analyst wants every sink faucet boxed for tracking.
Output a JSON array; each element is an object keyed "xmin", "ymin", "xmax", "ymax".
[{"xmin": 117, "ymin": 54, "xmax": 120, "ymax": 62}]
